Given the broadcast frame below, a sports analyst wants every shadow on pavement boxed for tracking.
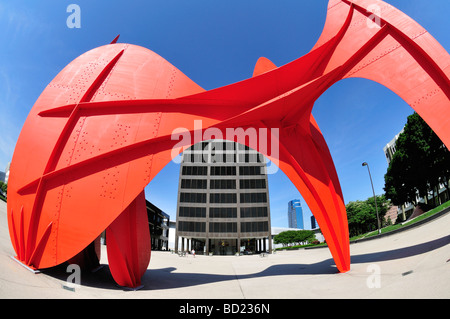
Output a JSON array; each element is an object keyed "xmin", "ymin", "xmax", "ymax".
[{"xmin": 40, "ymin": 234, "xmax": 450, "ymax": 291}]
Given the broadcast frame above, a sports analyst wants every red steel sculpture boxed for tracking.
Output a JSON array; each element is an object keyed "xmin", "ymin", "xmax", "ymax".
[{"xmin": 7, "ymin": 0, "xmax": 450, "ymax": 288}]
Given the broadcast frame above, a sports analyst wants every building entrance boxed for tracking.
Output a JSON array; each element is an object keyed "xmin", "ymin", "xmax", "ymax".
[{"xmin": 210, "ymin": 239, "xmax": 237, "ymax": 255}]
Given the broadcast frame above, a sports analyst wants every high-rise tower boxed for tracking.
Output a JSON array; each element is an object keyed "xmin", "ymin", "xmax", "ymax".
[
  {"xmin": 288, "ymin": 199, "xmax": 304, "ymax": 229},
  {"xmin": 175, "ymin": 140, "xmax": 272, "ymax": 255}
]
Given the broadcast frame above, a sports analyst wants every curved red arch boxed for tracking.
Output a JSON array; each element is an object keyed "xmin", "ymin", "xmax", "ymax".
[{"xmin": 7, "ymin": 0, "xmax": 449, "ymax": 288}]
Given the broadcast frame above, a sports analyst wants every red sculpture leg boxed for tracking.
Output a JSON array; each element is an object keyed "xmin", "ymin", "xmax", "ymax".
[
  {"xmin": 275, "ymin": 120, "xmax": 349, "ymax": 272},
  {"xmin": 106, "ymin": 190, "xmax": 150, "ymax": 289}
]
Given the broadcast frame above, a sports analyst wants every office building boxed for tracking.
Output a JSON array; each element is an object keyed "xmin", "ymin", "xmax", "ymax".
[
  {"xmin": 288, "ymin": 199, "xmax": 304, "ymax": 229},
  {"xmin": 310, "ymin": 215, "xmax": 317, "ymax": 229},
  {"xmin": 146, "ymin": 200, "xmax": 170, "ymax": 251},
  {"xmin": 175, "ymin": 140, "xmax": 272, "ymax": 255}
]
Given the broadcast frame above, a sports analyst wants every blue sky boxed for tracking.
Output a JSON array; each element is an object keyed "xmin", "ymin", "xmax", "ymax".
[{"xmin": 0, "ymin": 1, "xmax": 449, "ymax": 228}]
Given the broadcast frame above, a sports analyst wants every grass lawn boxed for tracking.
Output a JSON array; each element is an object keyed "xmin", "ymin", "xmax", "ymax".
[{"xmin": 352, "ymin": 199, "xmax": 450, "ymax": 240}]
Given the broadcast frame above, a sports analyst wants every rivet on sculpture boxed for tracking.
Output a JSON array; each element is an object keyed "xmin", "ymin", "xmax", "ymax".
[{"xmin": 7, "ymin": 0, "xmax": 450, "ymax": 288}]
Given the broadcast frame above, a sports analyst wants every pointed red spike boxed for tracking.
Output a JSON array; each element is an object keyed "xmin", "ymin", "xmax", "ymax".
[
  {"xmin": 19, "ymin": 206, "xmax": 25, "ymax": 261},
  {"xmin": 110, "ymin": 34, "xmax": 120, "ymax": 44},
  {"xmin": 9, "ymin": 208, "xmax": 20, "ymax": 260}
]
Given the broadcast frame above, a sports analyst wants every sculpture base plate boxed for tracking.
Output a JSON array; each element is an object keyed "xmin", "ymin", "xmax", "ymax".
[{"xmin": 10, "ymin": 256, "xmax": 41, "ymax": 274}]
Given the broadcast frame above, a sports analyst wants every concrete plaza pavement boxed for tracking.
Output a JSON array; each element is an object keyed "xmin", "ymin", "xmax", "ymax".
[{"xmin": 0, "ymin": 199, "xmax": 449, "ymax": 299}]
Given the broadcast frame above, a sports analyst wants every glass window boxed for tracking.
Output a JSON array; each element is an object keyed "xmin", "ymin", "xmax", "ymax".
[
  {"xmin": 181, "ymin": 179, "xmax": 207, "ymax": 189},
  {"xmin": 180, "ymin": 192, "xmax": 207, "ymax": 203},
  {"xmin": 240, "ymin": 192, "xmax": 267, "ymax": 203},
  {"xmin": 241, "ymin": 221, "xmax": 268, "ymax": 233},
  {"xmin": 182, "ymin": 166, "xmax": 207, "ymax": 176},
  {"xmin": 210, "ymin": 166, "xmax": 236, "ymax": 176},
  {"xmin": 240, "ymin": 207, "xmax": 268, "ymax": 218},
  {"xmin": 239, "ymin": 166, "xmax": 262, "ymax": 175},
  {"xmin": 209, "ymin": 207, "xmax": 237, "ymax": 218},
  {"xmin": 210, "ymin": 179, "xmax": 236, "ymax": 189},
  {"xmin": 209, "ymin": 222, "xmax": 237, "ymax": 233},
  {"xmin": 179, "ymin": 206, "xmax": 206, "ymax": 218},
  {"xmin": 209, "ymin": 193, "xmax": 237, "ymax": 203},
  {"xmin": 239, "ymin": 179, "xmax": 266, "ymax": 189},
  {"xmin": 178, "ymin": 221, "xmax": 206, "ymax": 232}
]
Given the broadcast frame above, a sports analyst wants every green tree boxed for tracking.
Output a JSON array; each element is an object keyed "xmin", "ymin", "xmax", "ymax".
[
  {"xmin": 273, "ymin": 230, "xmax": 315, "ymax": 246},
  {"xmin": 0, "ymin": 181, "xmax": 6, "ymax": 196},
  {"xmin": 384, "ymin": 112, "xmax": 450, "ymax": 207},
  {"xmin": 346, "ymin": 195, "xmax": 390, "ymax": 237}
]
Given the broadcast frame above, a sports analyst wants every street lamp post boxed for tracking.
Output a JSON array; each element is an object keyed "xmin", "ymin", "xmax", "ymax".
[{"xmin": 362, "ymin": 162, "xmax": 381, "ymax": 235}]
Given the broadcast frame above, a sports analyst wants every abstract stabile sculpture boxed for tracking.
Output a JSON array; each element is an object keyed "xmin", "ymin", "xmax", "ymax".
[{"xmin": 7, "ymin": 0, "xmax": 450, "ymax": 288}]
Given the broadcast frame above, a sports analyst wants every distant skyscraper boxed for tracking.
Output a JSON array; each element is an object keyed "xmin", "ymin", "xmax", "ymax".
[
  {"xmin": 310, "ymin": 215, "xmax": 317, "ymax": 229},
  {"xmin": 288, "ymin": 199, "xmax": 304, "ymax": 229}
]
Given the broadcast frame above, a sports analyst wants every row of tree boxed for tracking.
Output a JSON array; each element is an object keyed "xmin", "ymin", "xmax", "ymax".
[
  {"xmin": 273, "ymin": 230, "xmax": 316, "ymax": 247},
  {"xmin": 384, "ymin": 112, "xmax": 450, "ymax": 208},
  {"xmin": 346, "ymin": 195, "xmax": 391, "ymax": 237}
]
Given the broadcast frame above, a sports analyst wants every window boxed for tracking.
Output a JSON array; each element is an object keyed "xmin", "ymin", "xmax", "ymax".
[
  {"xmin": 182, "ymin": 166, "xmax": 207, "ymax": 176},
  {"xmin": 209, "ymin": 222, "xmax": 237, "ymax": 233},
  {"xmin": 239, "ymin": 166, "xmax": 262, "ymax": 175},
  {"xmin": 210, "ymin": 166, "xmax": 236, "ymax": 176},
  {"xmin": 209, "ymin": 207, "xmax": 237, "ymax": 218},
  {"xmin": 239, "ymin": 192, "xmax": 267, "ymax": 203},
  {"xmin": 209, "ymin": 193, "xmax": 237, "ymax": 203},
  {"xmin": 210, "ymin": 141, "xmax": 235, "ymax": 151},
  {"xmin": 211, "ymin": 153, "xmax": 236, "ymax": 163},
  {"xmin": 241, "ymin": 222, "xmax": 268, "ymax": 233},
  {"xmin": 178, "ymin": 221, "xmax": 206, "ymax": 232},
  {"xmin": 239, "ymin": 179, "xmax": 266, "ymax": 189},
  {"xmin": 238, "ymin": 153, "xmax": 263, "ymax": 163},
  {"xmin": 181, "ymin": 179, "xmax": 207, "ymax": 189},
  {"xmin": 210, "ymin": 179, "xmax": 236, "ymax": 189},
  {"xmin": 180, "ymin": 192, "xmax": 207, "ymax": 203},
  {"xmin": 183, "ymin": 153, "xmax": 208, "ymax": 163},
  {"xmin": 179, "ymin": 206, "xmax": 206, "ymax": 218},
  {"xmin": 240, "ymin": 207, "xmax": 268, "ymax": 218}
]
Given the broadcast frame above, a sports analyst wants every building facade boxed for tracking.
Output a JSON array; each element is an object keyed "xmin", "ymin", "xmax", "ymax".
[
  {"xmin": 288, "ymin": 199, "xmax": 304, "ymax": 229},
  {"xmin": 175, "ymin": 140, "xmax": 272, "ymax": 255},
  {"xmin": 146, "ymin": 200, "xmax": 170, "ymax": 251}
]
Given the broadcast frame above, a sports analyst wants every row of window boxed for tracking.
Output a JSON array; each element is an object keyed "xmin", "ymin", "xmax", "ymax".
[
  {"xmin": 180, "ymin": 192, "xmax": 207, "ymax": 203},
  {"xmin": 210, "ymin": 166, "xmax": 236, "ymax": 176},
  {"xmin": 178, "ymin": 206, "xmax": 267, "ymax": 218},
  {"xmin": 181, "ymin": 165, "xmax": 265, "ymax": 176},
  {"xmin": 209, "ymin": 207, "xmax": 237, "ymax": 218},
  {"xmin": 210, "ymin": 193, "xmax": 237, "ymax": 203},
  {"xmin": 240, "ymin": 192, "xmax": 267, "ymax": 203},
  {"xmin": 239, "ymin": 166, "xmax": 264, "ymax": 175},
  {"xmin": 179, "ymin": 206, "xmax": 207, "ymax": 218},
  {"xmin": 179, "ymin": 192, "xmax": 267, "ymax": 204},
  {"xmin": 211, "ymin": 179, "xmax": 236, "ymax": 189},
  {"xmin": 186, "ymin": 141, "xmax": 254, "ymax": 151},
  {"xmin": 241, "ymin": 221, "xmax": 269, "ymax": 233},
  {"xmin": 177, "ymin": 221, "xmax": 269, "ymax": 233},
  {"xmin": 182, "ymin": 166, "xmax": 208, "ymax": 176},
  {"xmin": 185, "ymin": 141, "xmax": 261, "ymax": 152},
  {"xmin": 240, "ymin": 206, "xmax": 268, "ymax": 218},
  {"xmin": 239, "ymin": 179, "xmax": 266, "ymax": 189},
  {"xmin": 182, "ymin": 153, "xmax": 264, "ymax": 164},
  {"xmin": 181, "ymin": 179, "xmax": 266, "ymax": 190},
  {"xmin": 178, "ymin": 221, "xmax": 206, "ymax": 233},
  {"xmin": 210, "ymin": 222, "xmax": 237, "ymax": 233},
  {"xmin": 181, "ymin": 179, "xmax": 207, "ymax": 189}
]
